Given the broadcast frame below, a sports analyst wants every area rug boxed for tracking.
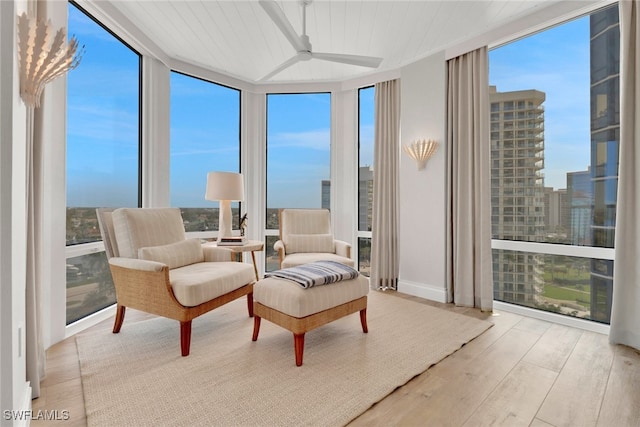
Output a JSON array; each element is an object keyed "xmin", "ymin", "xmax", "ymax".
[{"xmin": 76, "ymin": 290, "xmax": 492, "ymax": 427}]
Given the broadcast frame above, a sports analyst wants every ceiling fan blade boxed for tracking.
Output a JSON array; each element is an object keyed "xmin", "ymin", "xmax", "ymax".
[
  {"xmin": 259, "ymin": 0, "xmax": 306, "ymax": 52},
  {"xmin": 312, "ymin": 52, "xmax": 383, "ymax": 68},
  {"xmin": 259, "ymin": 54, "xmax": 303, "ymax": 81}
]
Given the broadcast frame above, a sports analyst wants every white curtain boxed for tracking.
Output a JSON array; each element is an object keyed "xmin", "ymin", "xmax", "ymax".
[
  {"xmin": 370, "ymin": 79, "xmax": 400, "ymax": 290},
  {"xmin": 610, "ymin": 0, "xmax": 640, "ymax": 351},
  {"xmin": 25, "ymin": 103, "xmax": 45, "ymax": 399},
  {"xmin": 25, "ymin": 0, "xmax": 47, "ymax": 399},
  {"xmin": 445, "ymin": 47, "xmax": 493, "ymax": 311}
]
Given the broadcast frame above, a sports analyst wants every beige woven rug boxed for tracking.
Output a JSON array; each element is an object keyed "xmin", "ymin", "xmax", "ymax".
[{"xmin": 76, "ymin": 290, "xmax": 491, "ymax": 427}]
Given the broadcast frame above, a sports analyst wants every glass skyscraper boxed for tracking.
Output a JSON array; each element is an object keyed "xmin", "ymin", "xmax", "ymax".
[{"xmin": 589, "ymin": 6, "xmax": 619, "ymax": 322}]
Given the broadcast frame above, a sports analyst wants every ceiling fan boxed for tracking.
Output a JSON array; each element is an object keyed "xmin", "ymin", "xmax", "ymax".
[{"xmin": 258, "ymin": 0, "xmax": 383, "ymax": 81}]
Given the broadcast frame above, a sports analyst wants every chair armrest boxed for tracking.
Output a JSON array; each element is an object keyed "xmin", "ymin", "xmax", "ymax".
[
  {"xmin": 274, "ymin": 240, "xmax": 285, "ymax": 269},
  {"xmin": 334, "ymin": 240, "xmax": 351, "ymax": 259},
  {"xmin": 202, "ymin": 245, "xmax": 234, "ymax": 262},
  {"xmin": 109, "ymin": 257, "xmax": 166, "ymax": 272},
  {"xmin": 108, "ymin": 258, "xmax": 186, "ymax": 314}
]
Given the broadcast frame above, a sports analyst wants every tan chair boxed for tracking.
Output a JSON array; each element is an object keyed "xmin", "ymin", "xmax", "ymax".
[
  {"xmin": 96, "ymin": 207, "xmax": 255, "ymax": 356},
  {"xmin": 274, "ymin": 208, "xmax": 354, "ymax": 269}
]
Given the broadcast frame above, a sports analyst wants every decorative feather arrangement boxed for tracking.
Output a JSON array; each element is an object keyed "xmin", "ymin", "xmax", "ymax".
[
  {"xmin": 17, "ymin": 11, "xmax": 83, "ymax": 108},
  {"xmin": 402, "ymin": 139, "xmax": 439, "ymax": 170}
]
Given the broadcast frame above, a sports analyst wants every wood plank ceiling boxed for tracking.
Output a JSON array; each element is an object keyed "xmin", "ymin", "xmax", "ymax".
[{"xmin": 106, "ymin": 0, "xmax": 552, "ymax": 83}]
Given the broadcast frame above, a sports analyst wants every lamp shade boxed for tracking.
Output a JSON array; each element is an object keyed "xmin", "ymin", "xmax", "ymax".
[{"xmin": 205, "ymin": 172, "xmax": 244, "ymax": 201}]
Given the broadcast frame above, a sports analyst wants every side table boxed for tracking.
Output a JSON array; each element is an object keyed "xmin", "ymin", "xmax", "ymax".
[{"xmin": 205, "ymin": 240, "xmax": 264, "ymax": 281}]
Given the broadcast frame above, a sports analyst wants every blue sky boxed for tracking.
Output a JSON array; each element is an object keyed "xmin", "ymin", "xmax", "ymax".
[
  {"xmin": 266, "ymin": 93, "xmax": 331, "ymax": 208},
  {"xmin": 67, "ymin": 4, "xmax": 139, "ymax": 207},
  {"xmin": 489, "ymin": 15, "xmax": 591, "ymax": 190},
  {"xmin": 169, "ymin": 73, "xmax": 240, "ymax": 208},
  {"xmin": 67, "ymin": 3, "xmax": 591, "ymax": 208}
]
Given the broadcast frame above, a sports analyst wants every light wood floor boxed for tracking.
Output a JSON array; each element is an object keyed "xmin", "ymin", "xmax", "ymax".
[{"xmin": 32, "ymin": 292, "xmax": 640, "ymax": 427}]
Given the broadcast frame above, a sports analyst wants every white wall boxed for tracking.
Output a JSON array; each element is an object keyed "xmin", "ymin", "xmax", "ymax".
[
  {"xmin": 397, "ymin": 52, "xmax": 448, "ymax": 302},
  {"xmin": 1, "ymin": 0, "xmax": 31, "ymax": 423}
]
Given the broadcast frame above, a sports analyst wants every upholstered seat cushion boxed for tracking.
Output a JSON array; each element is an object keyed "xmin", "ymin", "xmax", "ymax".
[
  {"xmin": 253, "ymin": 274, "xmax": 369, "ymax": 318},
  {"xmin": 169, "ymin": 262, "xmax": 254, "ymax": 307},
  {"xmin": 281, "ymin": 252, "xmax": 355, "ymax": 269},
  {"xmin": 138, "ymin": 238, "xmax": 204, "ymax": 269}
]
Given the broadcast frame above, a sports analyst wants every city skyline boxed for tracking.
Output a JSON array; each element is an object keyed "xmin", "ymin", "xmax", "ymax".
[{"xmin": 489, "ymin": 14, "xmax": 591, "ymax": 192}]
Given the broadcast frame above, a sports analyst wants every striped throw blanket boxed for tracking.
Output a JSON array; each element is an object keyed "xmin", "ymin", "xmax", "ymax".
[{"xmin": 265, "ymin": 261, "xmax": 359, "ymax": 289}]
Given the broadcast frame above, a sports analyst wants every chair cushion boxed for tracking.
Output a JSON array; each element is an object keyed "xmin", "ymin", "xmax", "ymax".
[
  {"xmin": 282, "ymin": 253, "xmax": 355, "ymax": 269},
  {"xmin": 285, "ymin": 233, "xmax": 335, "ymax": 254},
  {"xmin": 112, "ymin": 208, "xmax": 186, "ymax": 258},
  {"xmin": 280, "ymin": 209, "xmax": 332, "ymax": 236},
  {"xmin": 138, "ymin": 238, "xmax": 204, "ymax": 269},
  {"xmin": 169, "ymin": 262, "xmax": 254, "ymax": 307},
  {"xmin": 254, "ymin": 274, "xmax": 369, "ymax": 318}
]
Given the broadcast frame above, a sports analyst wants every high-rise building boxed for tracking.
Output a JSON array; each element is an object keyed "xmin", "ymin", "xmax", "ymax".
[
  {"xmin": 566, "ymin": 169, "xmax": 592, "ymax": 246},
  {"xmin": 490, "ymin": 86, "xmax": 546, "ymax": 305},
  {"xmin": 589, "ymin": 7, "xmax": 619, "ymax": 322},
  {"xmin": 358, "ymin": 166, "xmax": 374, "ymax": 232},
  {"xmin": 544, "ymin": 187, "xmax": 568, "ymax": 237},
  {"xmin": 321, "ymin": 180, "xmax": 330, "ymax": 209}
]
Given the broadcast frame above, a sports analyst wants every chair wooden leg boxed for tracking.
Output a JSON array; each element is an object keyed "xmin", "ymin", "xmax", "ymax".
[
  {"xmin": 112, "ymin": 304, "xmax": 126, "ymax": 333},
  {"xmin": 360, "ymin": 308, "xmax": 368, "ymax": 333},
  {"xmin": 180, "ymin": 320, "xmax": 192, "ymax": 357},
  {"xmin": 247, "ymin": 292, "xmax": 254, "ymax": 317},
  {"xmin": 252, "ymin": 316, "xmax": 261, "ymax": 341},
  {"xmin": 294, "ymin": 333, "xmax": 305, "ymax": 366}
]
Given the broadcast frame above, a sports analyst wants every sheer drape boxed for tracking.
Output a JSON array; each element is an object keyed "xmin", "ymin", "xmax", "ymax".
[
  {"xmin": 445, "ymin": 47, "xmax": 493, "ymax": 311},
  {"xmin": 610, "ymin": 0, "xmax": 640, "ymax": 350},
  {"xmin": 25, "ymin": 0, "xmax": 47, "ymax": 399},
  {"xmin": 370, "ymin": 79, "xmax": 400, "ymax": 290},
  {"xmin": 25, "ymin": 102, "xmax": 45, "ymax": 399}
]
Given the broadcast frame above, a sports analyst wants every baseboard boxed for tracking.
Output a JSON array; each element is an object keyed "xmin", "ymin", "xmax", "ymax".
[
  {"xmin": 9, "ymin": 382, "xmax": 32, "ymax": 427},
  {"xmin": 494, "ymin": 301, "xmax": 610, "ymax": 335},
  {"xmin": 65, "ymin": 304, "xmax": 117, "ymax": 339},
  {"xmin": 397, "ymin": 279, "xmax": 447, "ymax": 303}
]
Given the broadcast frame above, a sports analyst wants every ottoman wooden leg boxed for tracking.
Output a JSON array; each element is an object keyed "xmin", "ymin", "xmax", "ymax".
[
  {"xmin": 252, "ymin": 316, "xmax": 261, "ymax": 341},
  {"xmin": 360, "ymin": 308, "xmax": 368, "ymax": 333},
  {"xmin": 294, "ymin": 333, "xmax": 305, "ymax": 366}
]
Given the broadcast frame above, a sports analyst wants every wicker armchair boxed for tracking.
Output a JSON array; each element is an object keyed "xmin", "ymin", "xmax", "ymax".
[
  {"xmin": 274, "ymin": 208, "xmax": 354, "ymax": 269},
  {"xmin": 96, "ymin": 207, "xmax": 255, "ymax": 356}
]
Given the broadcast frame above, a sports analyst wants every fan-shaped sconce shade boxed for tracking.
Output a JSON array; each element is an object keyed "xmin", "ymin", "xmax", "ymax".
[
  {"xmin": 17, "ymin": 12, "xmax": 83, "ymax": 108},
  {"xmin": 402, "ymin": 139, "xmax": 439, "ymax": 170}
]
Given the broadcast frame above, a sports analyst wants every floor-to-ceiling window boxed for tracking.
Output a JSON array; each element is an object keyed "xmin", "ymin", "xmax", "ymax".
[
  {"xmin": 489, "ymin": 3, "xmax": 618, "ymax": 323},
  {"xmin": 264, "ymin": 93, "xmax": 331, "ymax": 271},
  {"xmin": 66, "ymin": 2, "xmax": 141, "ymax": 324},
  {"xmin": 169, "ymin": 72, "xmax": 240, "ymax": 236},
  {"xmin": 358, "ymin": 86, "xmax": 374, "ymax": 276}
]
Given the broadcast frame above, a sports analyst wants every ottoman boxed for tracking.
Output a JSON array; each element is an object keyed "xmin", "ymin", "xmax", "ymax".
[{"xmin": 252, "ymin": 272, "xmax": 369, "ymax": 366}]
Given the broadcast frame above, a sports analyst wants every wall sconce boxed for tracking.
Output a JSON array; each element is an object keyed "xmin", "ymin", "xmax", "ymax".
[
  {"xmin": 17, "ymin": 11, "xmax": 83, "ymax": 108},
  {"xmin": 402, "ymin": 139, "xmax": 439, "ymax": 170}
]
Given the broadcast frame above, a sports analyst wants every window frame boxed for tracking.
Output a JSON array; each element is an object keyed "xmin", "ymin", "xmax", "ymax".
[
  {"xmin": 169, "ymin": 70, "xmax": 242, "ymax": 240},
  {"xmin": 65, "ymin": 0, "xmax": 143, "ymax": 325},
  {"xmin": 489, "ymin": 3, "xmax": 619, "ymax": 325}
]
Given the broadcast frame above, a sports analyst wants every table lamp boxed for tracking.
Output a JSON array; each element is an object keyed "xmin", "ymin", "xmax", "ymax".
[{"xmin": 205, "ymin": 172, "xmax": 244, "ymax": 238}]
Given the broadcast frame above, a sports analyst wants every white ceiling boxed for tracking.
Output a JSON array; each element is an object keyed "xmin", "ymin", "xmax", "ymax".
[{"xmin": 106, "ymin": 0, "xmax": 557, "ymax": 84}]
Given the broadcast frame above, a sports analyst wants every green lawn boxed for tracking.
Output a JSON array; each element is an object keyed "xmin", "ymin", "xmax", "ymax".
[{"xmin": 543, "ymin": 285, "xmax": 591, "ymax": 308}]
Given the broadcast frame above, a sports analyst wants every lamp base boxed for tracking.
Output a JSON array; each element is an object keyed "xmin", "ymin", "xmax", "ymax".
[{"xmin": 218, "ymin": 199, "xmax": 233, "ymax": 238}]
